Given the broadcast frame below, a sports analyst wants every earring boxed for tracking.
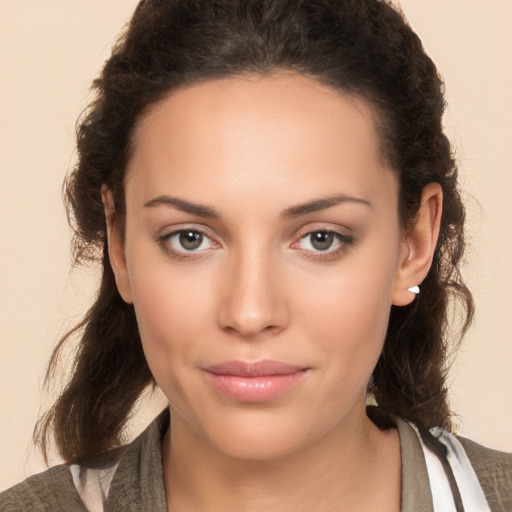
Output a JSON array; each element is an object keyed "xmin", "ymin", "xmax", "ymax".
[{"xmin": 408, "ymin": 285, "xmax": 420, "ymax": 294}]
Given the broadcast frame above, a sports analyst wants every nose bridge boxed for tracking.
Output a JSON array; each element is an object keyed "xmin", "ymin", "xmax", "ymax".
[{"xmin": 217, "ymin": 240, "xmax": 288, "ymax": 337}]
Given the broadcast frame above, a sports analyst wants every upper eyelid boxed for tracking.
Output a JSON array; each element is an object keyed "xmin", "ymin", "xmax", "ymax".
[
  {"xmin": 157, "ymin": 226, "xmax": 219, "ymax": 252},
  {"xmin": 158, "ymin": 224, "xmax": 216, "ymax": 240},
  {"xmin": 291, "ymin": 225, "xmax": 354, "ymax": 250},
  {"xmin": 300, "ymin": 227, "xmax": 350, "ymax": 236},
  {"xmin": 294, "ymin": 230, "xmax": 352, "ymax": 246},
  {"xmin": 293, "ymin": 223, "xmax": 352, "ymax": 239}
]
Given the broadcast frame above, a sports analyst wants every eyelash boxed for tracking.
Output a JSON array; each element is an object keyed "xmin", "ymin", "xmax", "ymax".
[
  {"xmin": 292, "ymin": 228, "xmax": 354, "ymax": 260},
  {"xmin": 157, "ymin": 226, "xmax": 354, "ymax": 261},
  {"xmin": 157, "ymin": 227, "xmax": 217, "ymax": 260}
]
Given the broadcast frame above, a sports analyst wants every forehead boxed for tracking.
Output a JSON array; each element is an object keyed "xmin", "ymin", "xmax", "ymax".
[{"xmin": 126, "ymin": 73, "xmax": 397, "ymax": 212}]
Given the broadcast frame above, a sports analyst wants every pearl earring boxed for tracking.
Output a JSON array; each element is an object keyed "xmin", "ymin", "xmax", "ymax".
[{"xmin": 408, "ymin": 285, "xmax": 420, "ymax": 294}]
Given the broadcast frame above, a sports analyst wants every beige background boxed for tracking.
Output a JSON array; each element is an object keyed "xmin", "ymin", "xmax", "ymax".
[{"xmin": 1, "ymin": 0, "xmax": 511, "ymax": 491}]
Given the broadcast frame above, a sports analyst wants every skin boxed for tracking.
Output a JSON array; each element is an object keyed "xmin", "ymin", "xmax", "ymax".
[{"xmin": 104, "ymin": 73, "xmax": 442, "ymax": 511}]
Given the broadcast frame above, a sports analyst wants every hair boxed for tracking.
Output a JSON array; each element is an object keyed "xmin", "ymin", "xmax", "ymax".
[{"xmin": 36, "ymin": 0, "xmax": 474, "ymax": 462}]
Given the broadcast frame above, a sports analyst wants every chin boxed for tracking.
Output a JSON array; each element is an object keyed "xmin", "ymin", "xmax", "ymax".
[
  {"xmin": 191, "ymin": 407, "xmax": 326, "ymax": 462},
  {"xmin": 211, "ymin": 429, "xmax": 309, "ymax": 462}
]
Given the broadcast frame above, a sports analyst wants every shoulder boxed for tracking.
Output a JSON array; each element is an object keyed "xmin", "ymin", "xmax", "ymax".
[
  {"xmin": 0, "ymin": 464, "xmax": 88, "ymax": 512},
  {"xmin": 0, "ymin": 410, "xmax": 169, "ymax": 512},
  {"xmin": 389, "ymin": 411, "xmax": 512, "ymax": 510},
  {"xmin": 457, "ymin": 435, "xmax": 512, "ymax": 511}
]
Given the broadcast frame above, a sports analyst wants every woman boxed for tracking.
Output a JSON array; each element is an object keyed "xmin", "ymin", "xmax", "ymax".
[{"xmin": 2, "ymin": 0, "xmax": 511, "ymax": 510}]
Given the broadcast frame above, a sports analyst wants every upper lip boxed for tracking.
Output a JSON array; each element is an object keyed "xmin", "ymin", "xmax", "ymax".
[{"xmin": 204, "ymin": 360, "xmax": 307, "ymax": 377}]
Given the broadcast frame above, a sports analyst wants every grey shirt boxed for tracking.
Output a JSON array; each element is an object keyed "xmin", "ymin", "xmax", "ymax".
[{"xmin": 1, "ymin": 409, "xmax": 511, "ymax": 511}]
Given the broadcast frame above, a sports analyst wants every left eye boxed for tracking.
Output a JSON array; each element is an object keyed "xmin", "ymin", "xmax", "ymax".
[
  {"xmin": 297, "ymin": 231, "xmax": 347, "ymax": 252},
  {"xmin": 165, "ymin": 230, "xmax": 214, "ymax": 252}
]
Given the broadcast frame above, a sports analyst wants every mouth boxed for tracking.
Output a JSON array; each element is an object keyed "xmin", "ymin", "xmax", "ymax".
[{"xmin": 203, "ymin": 360, "xmax": 309, "ymax": 402}]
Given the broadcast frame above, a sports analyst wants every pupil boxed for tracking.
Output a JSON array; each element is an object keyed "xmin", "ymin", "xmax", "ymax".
[
  {"xmin": 179, "ymin": 231, "xmax": 202, "ymax": 250},
  {"xmin": 311, "ymin": 232, "xmax": 333, "ymax": 251}
]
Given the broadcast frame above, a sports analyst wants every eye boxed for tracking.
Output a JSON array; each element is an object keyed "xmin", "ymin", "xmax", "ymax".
[
  {"xmin": 160, "ymin": 228, "xmax": 217, "ymax": 256},
  {"xmin": 294, "ymin": 229, "xmax": 353, "ymax": 256},
  {"xmin": 304, "ymin": 231, "xmax": 337, "ymax": 251}
]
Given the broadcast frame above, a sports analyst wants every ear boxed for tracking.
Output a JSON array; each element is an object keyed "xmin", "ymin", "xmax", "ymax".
[
  {"xmin": 101, "ymin": 185, "xmax": 133, "ymax": 304},
  {"xmin": 392, "ymin": 182, "xmax": 443, "ymax": 306}
]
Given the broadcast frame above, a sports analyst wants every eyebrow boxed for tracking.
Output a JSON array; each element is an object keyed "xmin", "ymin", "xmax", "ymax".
[
  {"xmin": 143, "ymin": 193, "xmax": 372, "ymax": 219},
  {"xmin": 281, "ymin": 194, "xmax": 372, "ymax": 219},
  {"xmin": 144, "ymin": 195, "xmax": 220, "ymax": 218}
]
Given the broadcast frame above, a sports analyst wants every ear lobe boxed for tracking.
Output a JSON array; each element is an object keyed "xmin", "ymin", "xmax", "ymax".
[
  {"xmin": 392, "ymin": 183, "xmax": 443, "ymax": 306},
  {"xmin": 101, "ymin": 186, "xmax": 133, "ymax": 304}
]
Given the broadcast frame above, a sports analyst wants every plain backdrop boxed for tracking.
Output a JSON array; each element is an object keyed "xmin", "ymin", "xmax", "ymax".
[{"xmin": 1, "ymin": 0, "xmax": 511, "ymax": 491}]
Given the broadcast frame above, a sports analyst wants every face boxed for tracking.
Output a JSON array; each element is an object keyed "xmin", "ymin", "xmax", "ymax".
[{"xmin": 111, "ymin": 73, "xmax": 409, "ymax": 460}]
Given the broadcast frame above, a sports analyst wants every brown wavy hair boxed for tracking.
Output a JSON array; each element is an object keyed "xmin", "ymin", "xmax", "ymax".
[{"xmin": 36, "ymin": 0, "xmax": 474, "ymax": 462}]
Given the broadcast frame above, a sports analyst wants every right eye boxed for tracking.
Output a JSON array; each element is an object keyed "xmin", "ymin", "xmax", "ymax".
[{"xmin": 159, "ymin": 228, "xmax": 217, "ymax": 257}]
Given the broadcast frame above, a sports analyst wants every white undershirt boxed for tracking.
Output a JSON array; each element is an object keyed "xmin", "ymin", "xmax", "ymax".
[{"xmin": 412, "ymin": 425, "xmax": 490, "ymax": 512}]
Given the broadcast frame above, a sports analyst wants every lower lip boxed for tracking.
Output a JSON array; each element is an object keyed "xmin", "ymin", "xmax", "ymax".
[{"xmin": 204, "ymin": 371, "xmax": 307, "ymax": 402}]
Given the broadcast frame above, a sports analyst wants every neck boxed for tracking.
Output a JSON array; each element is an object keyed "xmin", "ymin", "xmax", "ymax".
[{"xmin": 162, "ymin": 405, "xmax": 401, "ymax": 512}]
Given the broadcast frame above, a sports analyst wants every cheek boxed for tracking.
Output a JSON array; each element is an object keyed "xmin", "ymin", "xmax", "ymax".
[
  {"xmin": 297, "ymin": 242, "xmax": 399, "ymax": 383},
  {"xmin": 126, "ymin": 255, "xmax": 214, "ymax": 378},
  {"xmin": 308, "ymin": 282, "xmax": 390, "ymax": 371}
]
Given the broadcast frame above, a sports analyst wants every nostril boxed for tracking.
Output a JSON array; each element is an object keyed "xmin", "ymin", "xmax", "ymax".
[{"xmin": 219, "ymin": 312, "xmax": 285, "ymax": 339}]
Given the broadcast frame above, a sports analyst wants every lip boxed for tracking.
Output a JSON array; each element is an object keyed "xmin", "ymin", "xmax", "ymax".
[{"xmin": 203, "ymin": 360, "xmax": 309, "ymax": 402}]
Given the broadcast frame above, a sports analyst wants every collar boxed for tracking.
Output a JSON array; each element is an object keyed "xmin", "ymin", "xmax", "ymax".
[{"xmin": 102, "ymin": 408, "xmax": 434, "ymax": 512}]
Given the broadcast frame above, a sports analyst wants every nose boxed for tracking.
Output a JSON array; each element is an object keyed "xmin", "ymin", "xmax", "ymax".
[{"xmin": 217, "ymin": 247, "xmax": 289, "ymax": 339}]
